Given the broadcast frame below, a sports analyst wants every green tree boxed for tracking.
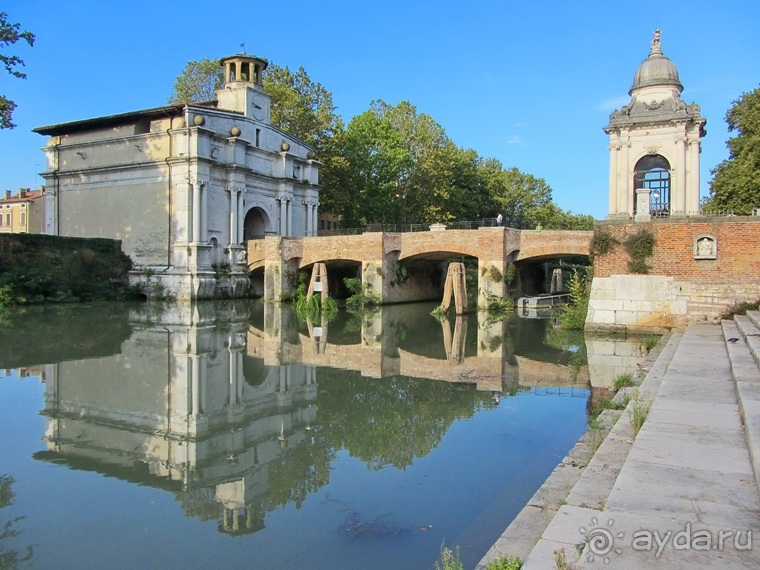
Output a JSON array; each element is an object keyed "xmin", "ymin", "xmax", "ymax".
[
  {"xmin": 708, "ymin": 85, "xmax": 760, "ymax": 214},
  {"xmin": 0, "ymin": 12, "xmax": 35, "ymax": 129},
  {"xmin": 167, "ymin": 58, "xmax": 223, "ymax": 104}
]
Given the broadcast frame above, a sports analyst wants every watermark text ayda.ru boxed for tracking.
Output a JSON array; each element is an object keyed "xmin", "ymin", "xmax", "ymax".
[
  {"xmin": 581, "ymin": 516, "xmax": 752, "ymax": 562},
  {"xmin": 632, "ymin": 523, "xmax": 752, "ymax": 558}
]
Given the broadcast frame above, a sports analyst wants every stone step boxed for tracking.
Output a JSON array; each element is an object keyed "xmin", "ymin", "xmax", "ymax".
[
  {"xmin": 563, "ymin": 332, "xmax": 679, "ymax": 511},
  {"xmin": 747, "ymin": 310, "xmax": 760, "ymax": 329},
  {"xmin": 734, "ymin": 314, "xmax": 760, "ymax": 369},
  {"xmin": 722, "ymin": 319, "xmax": 760, "ymax": 499}
]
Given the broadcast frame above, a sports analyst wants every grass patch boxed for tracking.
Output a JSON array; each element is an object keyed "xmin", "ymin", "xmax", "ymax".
[
  {"xmin": 720, "ymin": 299, "xmax": 760, "ymax": 320},
  {"xmin": 631, "ymin": 391, "xmax": 651, "ymax": 438},
  {"xmin": 643, "ymin": 335, "xmax": 660, "ymax": 352},
  {"xmin": 485, "ymin": 554, "xmax": 523, "ymax": 570},
  {"xmin": 614, "ymin": 373, "xmax": 634, "ymax": 392}
]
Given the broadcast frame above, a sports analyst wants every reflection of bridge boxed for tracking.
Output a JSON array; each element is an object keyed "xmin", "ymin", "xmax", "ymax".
[
  {"xmin": 247, "ymin": 228, "xmax": 591, "ymax": 306},
  {"xmin": 248, "ymin": 304, "xmax": 592, "ymax": 392}
]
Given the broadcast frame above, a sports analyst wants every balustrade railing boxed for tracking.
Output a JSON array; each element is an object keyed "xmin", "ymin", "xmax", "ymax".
[{"xmin": 317, "ymin": 218, "xmax": 508, "ymax": 237}]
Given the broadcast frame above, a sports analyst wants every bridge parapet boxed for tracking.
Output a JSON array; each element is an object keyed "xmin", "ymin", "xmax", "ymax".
[{"xmin": 515, "ymin": 230, "xmax": 592, "ymax": 261}]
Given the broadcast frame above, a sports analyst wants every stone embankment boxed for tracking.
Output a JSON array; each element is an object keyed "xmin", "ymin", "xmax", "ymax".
[{"xmin": 478, "ymin": 312, "xmax": 760, "ymax": 568}]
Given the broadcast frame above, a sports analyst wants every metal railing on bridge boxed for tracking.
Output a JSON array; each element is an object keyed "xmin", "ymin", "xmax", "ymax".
[{"xmin": 317, "ymin": 218, "xmax": 523, "ymax": 237}]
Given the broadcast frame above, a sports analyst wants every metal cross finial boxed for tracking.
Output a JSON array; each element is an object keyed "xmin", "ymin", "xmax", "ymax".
[{"xmin": 240, "ymin": 42, "xmax": 246, "ymax": 55}]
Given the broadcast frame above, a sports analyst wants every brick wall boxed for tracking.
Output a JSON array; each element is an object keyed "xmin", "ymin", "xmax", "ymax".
[
  {"xmin": 588, "ymin": 217, "xmax": 760, "ymax": 330},
  {"xmin": 595, "ymin": 218, "xmax": 760, "ymax": 283}
]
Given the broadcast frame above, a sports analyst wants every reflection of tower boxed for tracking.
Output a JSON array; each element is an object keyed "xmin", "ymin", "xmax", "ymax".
[{"xmin": 605, "ymin": 29, "xmax": 706, "ymax": 219}]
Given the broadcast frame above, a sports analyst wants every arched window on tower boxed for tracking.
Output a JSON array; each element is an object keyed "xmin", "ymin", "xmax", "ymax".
[{"xmin": 634, "ymin": 155, "xmax": 671, "ymax": 218}]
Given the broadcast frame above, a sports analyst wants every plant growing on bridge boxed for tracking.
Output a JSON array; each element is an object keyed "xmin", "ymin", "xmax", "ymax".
[
  {"xmin": 293, "ymin": 272, "xmax": 338, "ymax": 321},
  {"xmin": 343, "ymin": 277, "xmax": 381, "ymax": 308}
]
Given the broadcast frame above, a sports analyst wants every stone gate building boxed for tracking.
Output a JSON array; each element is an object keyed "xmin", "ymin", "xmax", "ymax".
[{"xmin": 34, "ymin": 53, "xmax": 321, "ymax": 300}]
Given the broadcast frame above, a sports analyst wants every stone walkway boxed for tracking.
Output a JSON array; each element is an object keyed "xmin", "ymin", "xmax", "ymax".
[{"xmin": 478, "ymin": 313, "xmax": 760, "ymax": 569}]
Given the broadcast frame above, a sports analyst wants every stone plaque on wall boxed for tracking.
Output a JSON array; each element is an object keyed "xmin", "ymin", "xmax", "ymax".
[{"xmin": 693, "ymin": 234, "xmax": 717, "ymax": 260}]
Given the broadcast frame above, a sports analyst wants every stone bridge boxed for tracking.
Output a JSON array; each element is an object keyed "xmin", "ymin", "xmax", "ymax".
[{"xmin": 248, "ymin": 227, "xmax": 591, "ymax": 307}]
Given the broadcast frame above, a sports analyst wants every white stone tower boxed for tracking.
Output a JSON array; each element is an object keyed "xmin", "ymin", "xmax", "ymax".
[
  {"xmin": 605, "ymin": 29, "xmax": 706, "ymax": 220},
  {"xmin": 216, "ymin": 53, "xmax": 272, "ymax": 123}
]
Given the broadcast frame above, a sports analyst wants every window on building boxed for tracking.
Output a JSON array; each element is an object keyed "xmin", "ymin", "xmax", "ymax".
[
  {"xmin": 634, "ymin": 155, "xmax": 671, "ymax": 217},
  {"xmin": 255, "ymin": 129, "xmax": 261, "ymax": 147},
  {"xmin": 5, "ymin": 212, "xmax": 11, "ymax": 226},
  {"xmin": 20, "ymin": 212, "xmax": 26, "ymax": 226}
]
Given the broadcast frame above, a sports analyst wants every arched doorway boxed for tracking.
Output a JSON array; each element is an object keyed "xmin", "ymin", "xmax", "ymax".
[
  {"xmin": 634, "ymin": 155, "xmax": 671, "ymax": 217},
  {"xmin": 243, "ymin": 207, "xmax": 269, "ymax": 240}
]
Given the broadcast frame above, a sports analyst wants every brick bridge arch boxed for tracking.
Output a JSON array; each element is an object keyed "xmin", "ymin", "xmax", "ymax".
[{"xmin": 247, "ymin": 228, "xmax": 591, "ymax": 304}]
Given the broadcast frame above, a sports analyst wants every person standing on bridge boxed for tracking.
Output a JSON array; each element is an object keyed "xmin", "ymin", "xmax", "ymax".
[
  {"xmin": 496, "ymin": 212, "xmax": 503, "ymax": 226},
  {"xmin": 535, "ymin": 222, "xmax": 543, "ymax": 231}
]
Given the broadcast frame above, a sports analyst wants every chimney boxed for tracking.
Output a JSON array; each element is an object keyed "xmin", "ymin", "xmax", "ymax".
[
  {"xmin": 4, "ymin": 190, "xmax": 10, "ymax": 199},
  {"xmin": 20, "ymin": 189, "xmax": 27, "ymax": 198}
]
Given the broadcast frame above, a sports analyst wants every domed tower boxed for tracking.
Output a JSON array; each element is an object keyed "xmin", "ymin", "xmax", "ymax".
[
  {"xmin": 605, "ymin": 29, "xmax": 706, "ymax": 219},
  {"xmin": 216, "ymin": 52, "xmax": 271, "ymax": 123}
]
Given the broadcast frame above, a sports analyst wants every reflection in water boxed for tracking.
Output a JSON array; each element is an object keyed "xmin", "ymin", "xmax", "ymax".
[
  {"xmin": 0, "ymin": 474, "xmax": 33, "ymax": 568},
  {"xmin": 0, "ymin": 301, "xmax": 649, "ymax": 567}
]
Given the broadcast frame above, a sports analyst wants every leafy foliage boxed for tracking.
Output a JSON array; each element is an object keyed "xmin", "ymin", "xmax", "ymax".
[
  {"xmin": 709, "ymin": 85, "xmax": 760, "ymax": 214},
  {"xmin": 0, "ymin": 234, "xmax": 133, "ymax": 306},
  {"xmin": 0, "ymin": 12, "xmax": 35, "ymax": 129},
  {"xmin": 559, "ymin": 268, "xmax": 592, "ymax": 330},
  {"xmin": 624, "ymin": 229, "xmax": 656, "ymax": 274},
  {"xmin": 590, "ymin": 227, "xmax": 618, "ymax": 256},
  {"xmin": 343, "ymin": 277, "xmax": 381, "ymax": 309},
  {"xmin": 167, "ymin": 58, "xmax": 223, "ymax": 104}
]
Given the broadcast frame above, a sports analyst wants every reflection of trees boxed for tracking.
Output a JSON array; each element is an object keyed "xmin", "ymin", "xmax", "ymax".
[
  {"xmin": 260, "ymin": 438, "xmax": 334, "ymax": 511},
  {"xmin": 175, "ymin": 487, "xmax": 219, "ymax": 522},
  {"xmin": 0, "ymin": 304, "xmax": 131, "ymax": 368},
  {"xmin": 0, "ymin": 474, "xmax": 33, "ymax": 569},
  {"xmin": 317, "ymin": 368, "xmax": 495, "ymax": 470}
]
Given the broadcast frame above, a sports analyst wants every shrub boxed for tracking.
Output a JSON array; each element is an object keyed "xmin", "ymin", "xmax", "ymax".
[
  {"xmin": 624, "ymin": 229, "xmax": 655, "ymax": 274},
  {"xmin": 344, "ymin": 277, "xmax": 381, "ymax": 309},
  {"xmin": 559, "ymin": 267, "xmax": 592, "ymax": 330},
  {"xmin": 591, "ymin": 228, "xmax": 618, "ymax": 257},
  {"xmin": 485, "ymin": 554, "xmax": 523, "ymax": 569}
]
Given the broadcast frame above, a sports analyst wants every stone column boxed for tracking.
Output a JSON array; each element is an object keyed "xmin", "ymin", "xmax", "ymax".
[
  {"xmin": 312, "ymin": 201, "xmax": 319, "ymax": 236},
  {"xmin": 673, "ymin": 136, "xmax": 687, "ymax": 215},
  {"xmin": 286, "ymin": 198, "xmax": 293, "ymax": 237},
  {"xmin": 200, "ymin": 181, "xmax": 208, "ymax": 243},
  {"xmin": 608, "ymin": 143, "xmax": 619, "ymax": 215},
  {"xmin": 192, "ymin": 181, "xmax": 201, "ymax": 243},
  {"xmin": 304, "ymin": 201, "xmax": 311, "ymax": 237},
  {"xmin": 278, "ymin": 197, "xmax": 286, "ymax": 236},
  {"xmin": 687, "ymin": 138, "xmax": 701, "ymax": 213},
  {"xmin": 620, "ymin": 142, "xmax": 631, "ymax": 216},
  {"xmin": 228, "ymin": 187, "xmax": 239, "ymax": 246},
  {"xmin": 237, "ymin": 192, "xmax": 245, "ymax": 242}
]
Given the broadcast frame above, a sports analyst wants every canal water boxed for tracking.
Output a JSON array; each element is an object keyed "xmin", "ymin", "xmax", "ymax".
[{"xmin": 0, "ymin": 301, "xmax": 647, "ymax": 569}]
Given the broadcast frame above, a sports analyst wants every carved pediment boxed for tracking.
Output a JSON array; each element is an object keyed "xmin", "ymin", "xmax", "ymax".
[{"xmin": 643, "ymin": 100, "xmax": 665, "ymax": 111}]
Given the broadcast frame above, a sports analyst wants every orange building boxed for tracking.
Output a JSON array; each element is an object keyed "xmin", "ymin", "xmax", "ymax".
[{"xmin": 0, "ymin": 188, "xmax": 44, "ymax": 234}]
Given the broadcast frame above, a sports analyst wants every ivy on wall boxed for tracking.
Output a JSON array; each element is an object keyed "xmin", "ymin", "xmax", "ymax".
[{"xmin": 624, "ymin": 229, "xmax": 656, "ymax": 274}]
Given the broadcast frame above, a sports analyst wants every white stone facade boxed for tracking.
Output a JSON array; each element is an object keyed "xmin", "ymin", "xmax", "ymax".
[
  {"xmin": 34, "ymin": 54, "xmax": 321, "ymax": 300},
  {"xmin": 605, "ymin": 30, "xmax": 706, "ymax": 219}
]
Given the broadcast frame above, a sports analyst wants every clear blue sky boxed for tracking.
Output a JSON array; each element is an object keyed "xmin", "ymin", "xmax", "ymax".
[{"xmin": 2, "ymin": 1, "xmax": 758, "ymax": 220}]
